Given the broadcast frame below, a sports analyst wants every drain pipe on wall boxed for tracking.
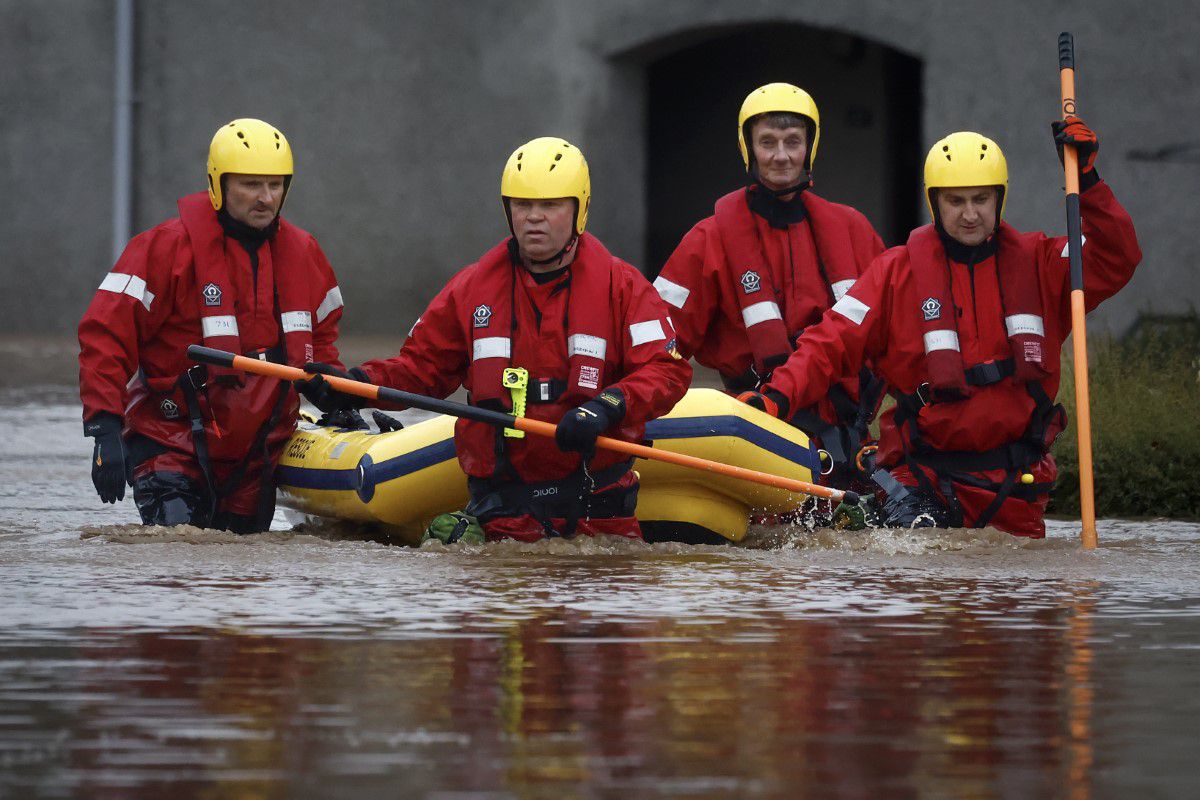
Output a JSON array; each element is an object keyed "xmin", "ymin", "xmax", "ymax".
[{"xmin": 111, "ymin": 0, "xmax": 134, "ymax": 262}]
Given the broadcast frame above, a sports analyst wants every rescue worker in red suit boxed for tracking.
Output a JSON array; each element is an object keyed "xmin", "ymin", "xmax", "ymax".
[
  {"xmin": 79, "ymin": 119, "xmax": 345, "ymax": 533},
  {"xmin": 300, "ymin": 137, "xmax": 691, "ymax": 542},
  {"xmin": 740, "ymin": 119, "xmax": 1141, "ymax": 537},
  {"xmin": 654, "ymin": 83, "xmax": 886, "ymax": 487}
]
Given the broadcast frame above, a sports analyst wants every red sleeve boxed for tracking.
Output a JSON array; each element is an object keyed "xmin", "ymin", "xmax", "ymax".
[
  {"xmin": 77, "ymin": 227, "xmax": 177, "ymax": 423},
  {"xmin": 357, "ymin": 271, "xmax": 470, "ymax": 402},
  {"xmin": 307, "ymin": 236, "xmax": 345, "ymax": 370},
  {"xmin": 1038, "ymin": 179, "xmax": 1142, "ymax": 323},
  {"xmin": 652, "ymin": 220, "xmax": 721, "ymax": 361},
  {"xmin": 765, "ymin": 250, "xmax": 895, "ymax": 412},
  {"xmin": 610, "ymin": 263, "xmax": 692, "ymax": 425}
]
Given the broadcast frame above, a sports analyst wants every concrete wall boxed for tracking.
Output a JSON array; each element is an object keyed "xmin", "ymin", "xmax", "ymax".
[{"xmin": 1, "ymin": 0, "xmax": 1196, "ymax": 339}]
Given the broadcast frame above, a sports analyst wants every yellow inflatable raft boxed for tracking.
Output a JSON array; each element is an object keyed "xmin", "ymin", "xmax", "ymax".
[{"xmin": 276, "ymin": 388, "xmax": 821, "ymax": 544}]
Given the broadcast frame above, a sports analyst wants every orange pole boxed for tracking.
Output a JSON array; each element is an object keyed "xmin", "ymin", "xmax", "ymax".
[
  {"xmin": 187, "ymin": 345, "xmax": 855, "ymax": 504},
  {"xmin": 1058, "ymin": 32, "xmax": 1098, "ymax": 549}
]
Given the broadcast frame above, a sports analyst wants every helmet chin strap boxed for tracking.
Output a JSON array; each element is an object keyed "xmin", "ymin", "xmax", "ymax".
[{"xmin": 526, "ymin": 233, "xmax": 578, "ymax": 269}]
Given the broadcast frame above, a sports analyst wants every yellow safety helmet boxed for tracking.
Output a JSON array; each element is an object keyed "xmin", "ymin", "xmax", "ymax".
[
  {"xmin": 500, "ymin": 137, "xmax": 591, "ymax": 235},
  {"xmin": 923, "ymin": 131, "xmax": 1008, "ymax": 222},
  {"xmin": 206, "ymin": 118, "xmax": 294, "ymax": 211},
  {"xmin": 737, "ymin": 82, "xmax": 821, "ymax": 172}
]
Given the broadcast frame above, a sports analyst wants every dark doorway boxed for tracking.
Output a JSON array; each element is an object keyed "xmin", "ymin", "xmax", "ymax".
[{"xmin": 645, "ymin": 25, "xmax": 922, "ymax": 276}]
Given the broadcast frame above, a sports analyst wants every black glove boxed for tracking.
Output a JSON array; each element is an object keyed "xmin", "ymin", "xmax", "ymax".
[
  {"xmin": 295, "ymin": 362, "xmax": 369, "ymax": 413},
  {"xmin": 1052, "ymin": 116, "xmax": 1100, "ymax": 185},
  {"xmin": 555, "ymin": 388, "xmax": 626, "ymax": 456},
  {"xmin": 736, "ymin": 387, "xmax": 790, "ymax": 420},
  {"xmin": 85, "ymin": 412, "xmax": 126, "ymax": 504}
]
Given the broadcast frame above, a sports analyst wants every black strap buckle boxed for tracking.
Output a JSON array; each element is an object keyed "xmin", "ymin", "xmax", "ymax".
[
  {"xmin": 184, "ymin": 364, "xmax": 208, "ymax": 391},
  {"xmin": 528, "ymin": 378, "xmax": 566, "ymax": 404}
]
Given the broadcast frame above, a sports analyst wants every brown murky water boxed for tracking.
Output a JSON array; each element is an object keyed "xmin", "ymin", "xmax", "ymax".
[{"xmin": 2, "ymin": 381, "xmax": 1198, "ymax": 798}]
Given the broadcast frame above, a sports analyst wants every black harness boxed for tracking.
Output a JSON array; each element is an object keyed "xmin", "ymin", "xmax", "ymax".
[{"xmin": 889, "ymin": 358, "xmax": 1066, "ymax": 529}]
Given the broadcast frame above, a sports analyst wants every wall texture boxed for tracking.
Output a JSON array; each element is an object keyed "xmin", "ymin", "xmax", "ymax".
[{"xmin": 1, "ymin": 0, "xmax": 1196, "ymax": 339}]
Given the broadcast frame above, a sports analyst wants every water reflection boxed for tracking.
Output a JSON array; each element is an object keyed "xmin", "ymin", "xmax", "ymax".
[
  {"xmin": 3, "ymin": 396, "xmax": 1199, "ymax": 796},
  {"xmin": 0, "ymin": 580, "xmax": 1122, "ymax": 798}
]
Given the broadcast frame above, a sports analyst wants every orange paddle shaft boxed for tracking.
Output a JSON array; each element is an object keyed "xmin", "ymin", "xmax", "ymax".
[
  {"xmin": 1059, "ymin": 32, "xmax": 1098, "ymax": 549},
  {"xmin": 187, "ymin": 345, "xmax": 856, "ymax": 504}
]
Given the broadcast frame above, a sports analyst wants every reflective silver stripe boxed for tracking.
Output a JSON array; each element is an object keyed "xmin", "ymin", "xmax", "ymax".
[
  {"xmin": 201, "ymin": 315, "xmax": 239, "ymax": 338},
  {"xmin": 923, "ymin": 330, "xmax": 961, "ymax": 353},
  {"xmin": 1060, "ymin": 234, "xmax": 1086, "ymax": 258},
  {"xmin": 831, "ymin": 279, "xmax": 856, "ymax": 302},
  {"xmin": 407, "ymin": 317, "xmax": 421, "ymax": 337},
  {"xmin": 653, "ymin": 275, "xmax": 691, "ymax": 309},
  {"xmin": 98, "ymin": 272, "xmax": 153, "ymax": 310},
  {"xmin": 281, "ymin": 310, "xmax": 313, "ymax": 333},
  {"xmin": 629, "ymin": 319, "xmax": 666, "ymax": 347},
  {"xmin": 316, "ymin": 286, "xmax": 344, "ymax": 323},
  {"xmin": 832, "ymin": 294, "xmax": 870, "ymax": 325},
  {"xmin": 123, "ymin": 275, "xmax": 153, "ymax": 310},
  {"xmin": 472, "ymin": 336, "xmax": 511, "ymax": 361},
  {"xmin": 1005, "ymin": 314, "xmax": 1045, "ymax": 337},
  {"xmin": 98, "ymin": 272, "xmax": 131, "ymax": 293},
  {"xmin": 741, "ymin": 301, "xmax": 782, "ymax": 327},
  {"xmin": 568, "ymin": 334, "xmax": 607, "ymax": 360}
]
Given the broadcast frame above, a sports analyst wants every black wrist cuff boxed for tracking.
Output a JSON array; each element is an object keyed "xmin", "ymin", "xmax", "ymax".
[
  {"xmin": 764, "ymin": 388, "xmax": 791, "ymax": 420},
  {"xmin": 591, "ymin": 388, "xmax": 627, "ymax": 425},
  {"xmin": 1079, "ymin": 167, "xmax": 1101, "ymax": 192},
  {"xmin": 347, "ymin": 366, "xmax": 370, "ymax": 383},
  {"xmin": 84, "ymin": 412, "xmax": 123, "ymax": 438}
]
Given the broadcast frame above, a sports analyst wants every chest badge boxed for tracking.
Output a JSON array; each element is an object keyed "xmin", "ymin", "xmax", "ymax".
[
  {"xmin": 921, "ymin": 297, "xmax": 942, "ymax": 321},
  {"xmin": 473, "ymin": 304, "xmax": 493, "ymax": 328},
  {"xmin": 160, "ymin": 398, "xmax": 181, "ymax": 420},
  {"xmin": 203, "ymin": 282, "xmax": 223, "ymax": 307},
  {"xmin": 740, "ymin": 270, "xmax": 761, "ymax": 294}
]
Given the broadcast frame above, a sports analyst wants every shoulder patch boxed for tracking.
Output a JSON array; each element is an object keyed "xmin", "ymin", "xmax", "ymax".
[
  {"xmin": 921, "ymin": 297, "xmax": 941, "ymax": 321},
  {"xmin": 202, "ymin": 282, "xmax": 222, "ymax": 307},
  {"xmin": 740, "ymin": 270, "xmax": 761, "ymax": 294}
]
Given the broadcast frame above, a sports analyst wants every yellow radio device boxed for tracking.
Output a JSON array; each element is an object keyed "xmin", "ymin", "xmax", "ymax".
[{"xmin": 502, "ymin": 367, "xmax": 529, "ymax": 438}]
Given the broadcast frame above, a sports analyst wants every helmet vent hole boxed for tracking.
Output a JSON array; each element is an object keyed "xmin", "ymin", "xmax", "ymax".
[
  {"xmin": 979, "ymin": 153, "xmax": 985, "ymax": 160},
  {"xmin": 236, "ymin": 132, "xmax": 245, "ymax": 139},
  {"xmin": 549, "ymin": 164, "xmax": 557, "ymax": 171},
  {"xmin": 516, "ymin": 163, "xmax": 522, "ymax": 171},
  {"xmin": 981, "ymin": 143, "xmax": 987, "ymax": 150},
  {"xmin": 242, "ymin": 141, "xmax": 250, "ymax": 149},
  {"xmin": 554, "ymin": 153, "xmax": 562, "ymax": 161}
]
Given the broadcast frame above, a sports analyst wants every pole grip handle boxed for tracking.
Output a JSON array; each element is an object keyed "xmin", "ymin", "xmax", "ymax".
[
  {"xmin": 1058, "ymin": 32, "xmax": 1074, "ymax": 69},
  {"xmin": 187, "ymin": 344, "xmax": 237, "ymax": 368}
]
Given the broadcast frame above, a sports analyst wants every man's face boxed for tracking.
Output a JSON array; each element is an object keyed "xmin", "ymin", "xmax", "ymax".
[
  {"xmin": 224, "ymin": 173, "xmax": 286, "ymax": 229},
  {"xmin": 508, "ymin": 197, "xmax": 576, "ymax": 267},
  {"xmin": 751, "ymin": 119, "xmax": 808, "ymax": 193},
  {"xmin": 935, "ymin": 186, "xmax": 999, "ymax": 246}
]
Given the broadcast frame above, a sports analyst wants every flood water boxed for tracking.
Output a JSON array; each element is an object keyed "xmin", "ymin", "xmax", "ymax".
[{"xmin": 2, "ymin": 378, "xmax": 1198, "ymax": 797}]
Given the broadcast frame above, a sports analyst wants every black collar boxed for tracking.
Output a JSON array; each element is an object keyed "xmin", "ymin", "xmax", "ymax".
[
  {"xmin": 937, "ymin": 226, "xmax": 998, "ymax": 264},
  {"xmin": 746, "ymin": 184, "xmax": 808, "ymax": 230},
  {"xmin": 217, "ymin": 208, "xmax": 278, "ymax": 253},
  {"xmin": 507, "ymin": 238, "xmax": 572, "ymax": 286}
]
